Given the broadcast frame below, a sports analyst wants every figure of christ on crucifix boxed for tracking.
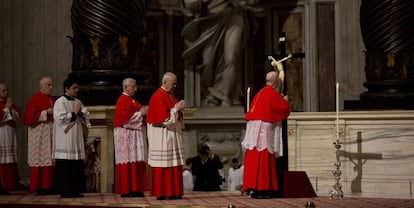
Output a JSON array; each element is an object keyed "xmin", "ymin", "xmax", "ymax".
[
  {"xmin": 268, "ymin": 54, "xmax": 292, "ymax": 96},
  {"xmin": 267, "ymin": 33, "xmax": 305, "ymax": 97},
  {"xmin": 260, "ymin": 33, "xmax": 306, "ymax": 185}
]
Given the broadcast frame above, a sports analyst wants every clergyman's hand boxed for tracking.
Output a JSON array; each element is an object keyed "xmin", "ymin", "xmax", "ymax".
[
  {"xmin": 6, "ymin": 97, "xmax": 13, "ymax": 109},
  {"xmin": 174, "ymin": 100, "xmax": 186, "ymax": 111},
  {"xmin": 74, "ymin": 102, "xmax": 81, "ymax": 115},
  {"xmin": 140, "ymin": 106, "xmax": 148, "ymax": 116},
  {"xmin": 46, "ymin": 107, "xmax": 53, "ymax": 115}
]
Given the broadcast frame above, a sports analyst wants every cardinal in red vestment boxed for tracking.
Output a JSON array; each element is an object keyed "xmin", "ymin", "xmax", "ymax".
[
  {"xmin": 23, "ymin": 77, "xmax": 56, "ymax": 195},
  {"xmin": 241, "ymin": 71, "xmax": 291, "ymax": 199},
  {"xmin": 0, "ymin": 83, "xmax": 21, "ymax": 195},
  {"xmin": 113, "ymin": 78, "xmax": 148, "ymax": 197},
  {"xmin": 146, "ymin": 72, "xmax": 186, "ymax": 200}
]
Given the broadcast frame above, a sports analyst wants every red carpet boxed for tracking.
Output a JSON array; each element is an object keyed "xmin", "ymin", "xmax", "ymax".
[{"xmin": 0, "ymin": 191, "xmax": 413, "ymax": 208}]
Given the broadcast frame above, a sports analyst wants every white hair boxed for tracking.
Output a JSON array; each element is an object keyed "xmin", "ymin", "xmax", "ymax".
[
  {"xmin": 162, "ymin": 72, "xmax": 176, "ymax": 84},
  {"xmin": 266, "ymin": 71, "xmax": 278, "ymax": 83},
  {"xmin": 122, "ymin": 78, "xmax": 136, "ymax": 89},
  {"xmin": 39, "ymin": 76, "xmax": 52, "ymax": 87}
]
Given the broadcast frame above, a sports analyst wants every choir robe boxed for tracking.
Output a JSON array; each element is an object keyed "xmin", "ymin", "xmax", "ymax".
[
  {"xmin": 227, "ymin": 165, "xmax": 244, "ymax": 192},
  {"xmin": 0, "ymin": 100, "xmax": 20, "ymax": 191},
  {"xmin": 182, "ymin": 167, "xmax": 193, "ymax": 191},
  {"xmin": 241, "ymin": 85, "xmax": 291, "ymax": 193},
  {"xmin": 23, "ymin": 91, "xmax": 55, "ymax": 192},
  {"xmin": 113, "ymin": 93, "xmax": 147, "ymax": 195},
  {"xmin": 147, "ymin": 87, "xmax": 185, "ymax": 198},
  {"xmin": 53, "ymin": 94, "xmax": 89, "ymax": 196}
]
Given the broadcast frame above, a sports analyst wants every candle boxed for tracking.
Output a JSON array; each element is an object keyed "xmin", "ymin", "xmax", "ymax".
[
  {"xmin": 336, "ymin": 82, "xmax": 339, "ymax": 140},
  {"xmin": 247, "ymin": 87, "xmax": 251, "ymax": 111}
]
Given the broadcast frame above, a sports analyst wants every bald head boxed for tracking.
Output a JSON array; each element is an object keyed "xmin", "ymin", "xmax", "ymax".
[
  {"xmin": 39, "ymin": 77, "xmax": 51, "ymax": 85},
  {"xmin": 161, "ymin": 72, "xmax": 177, "ymax": 93},
  {"xmin": 266, "ymin": 71, "xmax": 278, "ymax": 83},
  {"xmin": 122, "ymin": 78, "xmax": 136, "ymax": 89},
  {"xmin": 39, "ymin": 76, "xmax": 53, "ymax": 95},
  {"xmin": 162, "ymin": 72, "xmax": 177, "ymax": 83}
]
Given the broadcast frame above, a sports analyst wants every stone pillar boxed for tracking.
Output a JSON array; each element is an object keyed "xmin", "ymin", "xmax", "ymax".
[
  {"xmin": 85, "ymin": 106, "xmax": 115, "ymax": 193},
  {"xmin": 359, "ymin": 0, "xmax": 414, "ymax": 109}
]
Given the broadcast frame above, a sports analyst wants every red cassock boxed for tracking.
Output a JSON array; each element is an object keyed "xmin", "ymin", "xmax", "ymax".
[
  {"xmin": 243, "ymin": 85, "xmax": 291, "ymax": 192},
  {"xmin": 147, "ymin": 88, "xmax": 183, "ymax": 197},
  {"xmin": 113, "ymin": 94, "xmax": 142, "ymax": 128},
  {"xmin": 23, "ymin": 92, "xmax": 55, "ymax": 192},
  {"xmin": 146, "ymin": 88, "xmax": 179, "ymax": 124},
  {"xmin": 23, "ymin": 92, "xmax": 55, "ymax": 125},
  {"xmin": 113, "ymin": 94, "xmax": 147, "ymax": 194}
]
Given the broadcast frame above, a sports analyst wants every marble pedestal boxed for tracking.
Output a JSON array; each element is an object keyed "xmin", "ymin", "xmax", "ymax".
[
  {"xmin": 86, "ymin": 106, "xmax": 115, "ymax": 193},
  {"xmin": 182, "ymin": 107, "xmax": 247, "ymax": 190},
  {"xmin": 86, "ymin": 106, "xmax": 247, "ymax": 192},
  {"xmin": 86, "ymin": 106, "xmax": 414, "ymax": 198}
]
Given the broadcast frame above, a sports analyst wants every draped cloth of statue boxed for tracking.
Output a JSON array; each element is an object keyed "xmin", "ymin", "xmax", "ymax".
[{"xmin": 182, "ymin": 0, "xmax": 265, "ymax": 106}]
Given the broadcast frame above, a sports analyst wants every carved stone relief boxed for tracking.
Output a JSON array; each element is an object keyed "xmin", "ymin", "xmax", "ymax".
[{"xmin": 197, "ymin": 131, "xmax": 243, "ymax": 164}]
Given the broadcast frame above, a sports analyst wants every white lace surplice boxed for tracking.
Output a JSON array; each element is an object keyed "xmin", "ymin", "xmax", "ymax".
[
  {"xmin": 0, "ymin": 108, "xmax": 20, "ymax": 163},
  {"xmin": 241, "ymin": 120, "xmax": 283, "ymax": 157},
  {"xmin": 114, "ymin": 111, "xmax": 147, "ymax": 164}
]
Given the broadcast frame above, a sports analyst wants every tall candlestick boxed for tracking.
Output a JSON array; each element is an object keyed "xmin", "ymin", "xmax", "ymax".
[
  {"xmin": 330, "ymin": 81, "xmax": 343, "ymax": 200},
  {"xmin": 336, "ymin": 82, "xmax": 339, "ymax": 140},
  {"xmin": 247, "ymin": 87, "xmax": 251, "ymax": 111}
]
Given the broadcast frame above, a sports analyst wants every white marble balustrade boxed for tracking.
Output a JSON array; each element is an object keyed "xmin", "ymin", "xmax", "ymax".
[
  {"xmin": 288, "ymin": 110, "xmax": 414, "ymax": 199},
  {"xmin": 86, "ymin": 106, "xmax": 414, "ymax": 198}
]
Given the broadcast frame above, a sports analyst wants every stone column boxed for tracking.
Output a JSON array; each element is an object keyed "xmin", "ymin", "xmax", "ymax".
[
  {"xmin": 359, "ymin": 0, "xmax": 414, "ymax": 109},
  {"xmin": 69, "ymin": 0, "xmax": 153, "ymax": 105}
]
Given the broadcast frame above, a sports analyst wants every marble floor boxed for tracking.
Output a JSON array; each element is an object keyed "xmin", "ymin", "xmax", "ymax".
[{"xmin": 1, "ymin": 191, "xmax": 414, "ymax": 208}]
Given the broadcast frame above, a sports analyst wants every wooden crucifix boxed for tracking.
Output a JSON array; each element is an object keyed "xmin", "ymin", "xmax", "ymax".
[
  {"xmin": 268, "ymin": 32, "xmax": 305, "ymax": 174},
  {"xmin": 266, "ymin": 32, "xmax": 306, "ymax": 198},
  {"xmin": 268, "ymin": 32, "xmax": 305, "ymax": 96}
]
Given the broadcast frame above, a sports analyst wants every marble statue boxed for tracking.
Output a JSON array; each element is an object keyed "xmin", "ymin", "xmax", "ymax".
[{"xmin": 181, "ymin": 0, "xmax": 266, "ymax": 107}]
